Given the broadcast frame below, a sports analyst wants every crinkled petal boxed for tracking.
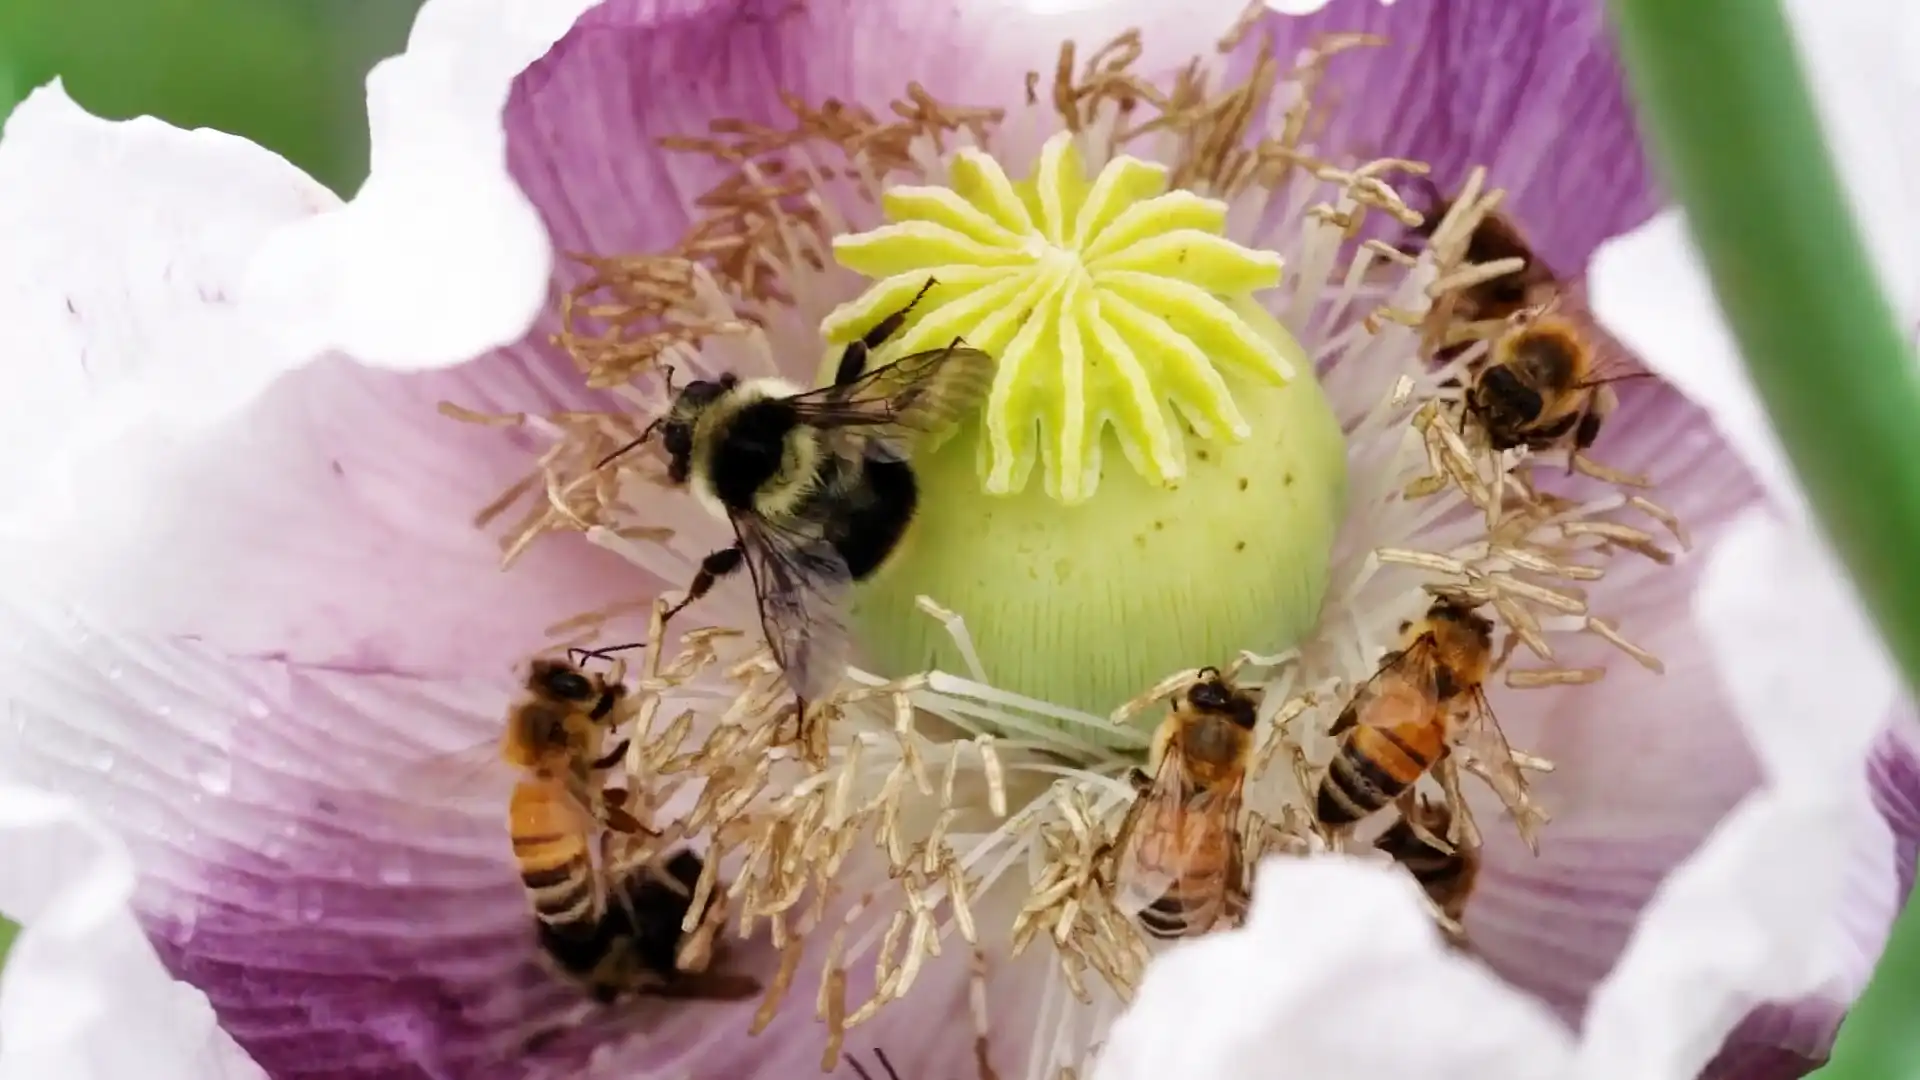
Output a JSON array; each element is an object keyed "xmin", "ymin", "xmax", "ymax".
[
  {"xmin": 246, "ymin": 0, "xmax": 595, "ymax": 370},
  {"xmin": 0, "ymin": 82, "xmax": 338, "ymax": 534},
  {"xmin": 0, "ymin": 784, "xmax": 264, "ymax": 1080},
  {"xmin": 1578, "ymin": 788, "xmax": 1894, "ymax": 1080},
  {"xmin": 1095, "ymin": 858, "xmax": 1575, "ymax": 1080},
  {"xmin": 1236, "ymin": 0, "xmax": 1657, "ymax": 275},
  {"xmin": 0, "ymin": 596, "xmax": 1015, "ymax": 1079}
]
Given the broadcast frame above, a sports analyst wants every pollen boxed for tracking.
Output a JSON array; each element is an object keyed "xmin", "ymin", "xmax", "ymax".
[
  {"xmin": 825, "ymin": 132, "xmax": 1292, "ymax": 503},
  {"xmin": 436, "ymin": 6, "xmax": 1696, "ymax": 1078}
]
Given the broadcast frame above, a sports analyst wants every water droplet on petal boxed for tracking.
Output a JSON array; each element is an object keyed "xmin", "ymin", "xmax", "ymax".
[
  {"xmin": 88, "ymin": 745, "xmax": 115, "ymax": 772},
  {"xmin": 192, "ymin": 757, "xmax": 232, "ymax": 795},
  {"xmin": 377, "ymin": 860, "xmax": 413, "ymax": 885},
  {"xmin": 244, "ymin": 698, "xmax": 271, "ymax": 720},
  {"xmin": 297, "ymin": 886, "xmax": 325, "ymax": 923}
]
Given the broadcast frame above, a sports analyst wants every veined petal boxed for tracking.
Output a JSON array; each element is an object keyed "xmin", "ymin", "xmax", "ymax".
[
  {"xmin": 0, "ymin": 599, "xmax": 1017, "ymax": 1079},
  {"xmin": 0, "ymin": 347, "xmax": 658, "ymax": 679},
  {"xmin": 0, "ymin": 784, "xmax": 264, "ymax": 1080},
  {"xmin": 502, "ymin": 0, "xmax": 1261, "ymax": 347},
  {"xmin": 1232, "ymin": 0, "xmax": 1660, "ymax": 274},
  {"xmin": 0, "ymin": 83, "xmax": 337, "ymax": 534}
]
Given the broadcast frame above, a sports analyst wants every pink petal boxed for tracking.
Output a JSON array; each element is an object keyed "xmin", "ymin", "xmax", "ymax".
[
  {"xmin": 0, "ymin": 783, "xmax": 264, "ymax": 1080},
  {"xmin": 1231, "ymin": 0, "xmax": 1658, "ymax": 275},
  {"xmin": 503, "ymin": 0, "xmax": 1252, "ymax": 268},
  {"xmin": 0, "ymin": 610, "xmax": 1018, "ymax": 1079}
]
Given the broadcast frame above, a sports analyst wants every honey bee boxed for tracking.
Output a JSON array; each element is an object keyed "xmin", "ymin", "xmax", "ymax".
[
  {"xmin": 1467, "ymin": 304, "xmax": 1650, "ymax": 457},
  {"xmin": 1372, "ymin": 795, "xmax": 1478, "ymax": 948},
  {"xmin": 1405, "ymin": 179, "xmax": 1559, "ymax": 331},
  {"xmin": 502, "ymin": 654, "xmax": 651, "ymax": 935},
  {"xmin": 1316, "ymin": 596, "xmax": 1516, "ymax": 830},
  {"xmin": 1109, "ymin": 667, "xmax": 1262, "ymax": 938},
  {"xmin": 538, "ymin": 847, "xmax": 762, "ymax": 1003},
  {"xmin": 598, "ymin": 277, "xmax": 994, "ymax": 710}
]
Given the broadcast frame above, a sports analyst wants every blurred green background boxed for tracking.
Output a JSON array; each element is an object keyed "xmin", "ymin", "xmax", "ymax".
[
  {"xmin": 1, "ymin": 2, "xmax": 1919, "ymax": 1076},
  {"xmin": 0, "ymin": 0, "xmax": 421, "ymax": 195},
  {"xmin": 0, "ymin": 0, "xmax": 422, "ymax": 969}
]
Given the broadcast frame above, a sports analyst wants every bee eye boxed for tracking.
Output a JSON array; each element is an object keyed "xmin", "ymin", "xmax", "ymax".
[{"xmin": 546, "ymin": 670, "xmax": 596, "ymax": 702}]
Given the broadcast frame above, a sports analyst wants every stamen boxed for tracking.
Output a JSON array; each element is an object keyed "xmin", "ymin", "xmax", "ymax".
[{"xmin": 438, "ymin": 10, "xmax": 1696, "ymax": 1072}]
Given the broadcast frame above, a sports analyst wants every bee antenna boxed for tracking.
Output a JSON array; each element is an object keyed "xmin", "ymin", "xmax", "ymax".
[
  {"xmin": 567, "ymin": 642, "xmax": 648, "ymax": 668},
  {"xmin": 874, "ymin": 1048, "xmax": 903, "ymax": 1080},
  {"xmin": 1196, "ymin": 665, "xmax": 1223, "ymax": 681},
  {"xmin": 595, "ymin": 415, "xmax": 667, "ymax": 470}
]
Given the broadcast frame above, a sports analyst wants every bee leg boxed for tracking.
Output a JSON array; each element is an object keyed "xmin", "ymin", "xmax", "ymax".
[
  {"xmin": 664, "ymin": 544, "xmax": 746, "ymax": 621},
  {"xmin": 834, "ymin": 276, "xmax": 940, "ymax": 384},
  {"xmin": 591, "ymin": 739, "xmax": 629, "ymax": 771}
]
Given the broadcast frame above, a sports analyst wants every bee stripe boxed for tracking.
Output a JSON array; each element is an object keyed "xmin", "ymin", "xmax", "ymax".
[{"xmin": 1317, "ymin": 747, "xmax": 1407, "ymax": 825}]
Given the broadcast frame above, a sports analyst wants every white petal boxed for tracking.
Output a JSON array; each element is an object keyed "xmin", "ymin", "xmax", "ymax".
[
  {"xmin": 0, "ymin": 83, "xmax": 338, "ymax": 533},
  {"xmin": 1095, "ymin": 858, "xmax": 1574, "ymax": 1080},
  {"xmin": 0, "ymin": 784, "xmax": 264, "ymax": 1080},
  {"xmin": 1577, "ymin": 787, "xmax": 1894, "ymax": 1080},
  {"xmin": 1589, "ymin": 212, "xmax": 1804, "ymax": 518},
  {"xmin": 245, "ymin": 0, "xmax": 595, "ymax": 370},
  {"xmin": 1695, "ymin": 507, "xmax": 1899, "ymax": 791}
]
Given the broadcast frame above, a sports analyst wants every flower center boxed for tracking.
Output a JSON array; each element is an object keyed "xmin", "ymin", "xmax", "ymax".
[
  {"xmin": 823, "ymin": 132, "xmax": 1293, "ymax": 501},
  {"xmin": 451, "ymin": 20, "xmax": 1687, "ymax": 1080}
]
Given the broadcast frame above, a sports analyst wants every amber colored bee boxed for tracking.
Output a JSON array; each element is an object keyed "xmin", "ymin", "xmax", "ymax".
[
  {"xmin": 1467, "ymin": 306, "xmax": 1652, "ymax": 457},
  {"xmin": 1110, "ymin": 667, "xmax": 1262, "ymax": 939},
  {"xmin": 1315, "ymin": 597, "xmax": 1499, "ymax": 829},
  {"xmin": 500, "ymin": 655, "xmax": 650, "ymax": 937},
  {"xmin": 537, "ymin": 847, "xmax": 762, "ymax": 1003},
  {"xmin": 1373, "ymin": 795, "xmax": 1479, "ymax": 948},
  {"xmin": 1405, "ymin": 181, "xmax": 1560, "ymax": 331}
]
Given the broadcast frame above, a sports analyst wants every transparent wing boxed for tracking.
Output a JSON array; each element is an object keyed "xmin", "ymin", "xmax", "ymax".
[
  {"xmin": 731, "ymin": 509, "xmax": 854, "ymax": 700},
  {"xmin": 1534, "ymin": 280, "xmax": 1643, "ymax": 384},
  {"xmin": 1454, "ymin": 688, "xmax": 1534, "ymax": 827},
  {"xmin": 790, "ymin": 342, "xmax": 996, "ymax": 461},
  {"xmin": 1112, "ymin": 743, "xmax": 1244, "ymax": 921},
  {"xmin": 1330, "ymin": 636, "xmax": 1444, "ymax": 739}
]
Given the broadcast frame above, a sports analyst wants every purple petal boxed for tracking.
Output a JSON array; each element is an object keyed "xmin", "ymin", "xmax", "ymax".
[
  {"xmin": 1230, "ymin": 0, "xmax": 1656, "ymax": 275},
  {"xmin": 0, "ymin": 612, "xmax": 1014, "ymax": 1080}
]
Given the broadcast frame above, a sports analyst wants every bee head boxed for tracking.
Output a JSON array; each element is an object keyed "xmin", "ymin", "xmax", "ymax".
[
  {"xmin": 529, "ymin": 658, "xmax": 598, "ymax": 704},
  {"xmin": 1427, "ymin": 596, "xmax": 1495, "ymax": 654},
  {"xmin": 1469, "ymin": 363, "xmax": 1542, "ymax": 431},
  {"xmin": 1185, "ymin": 668, "xmax": 1257, "ymax": 730}
]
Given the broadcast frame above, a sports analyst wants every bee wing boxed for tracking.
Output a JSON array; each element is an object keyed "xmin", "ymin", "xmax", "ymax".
[
  {"xmin": 788, "ymin": 342, "xmax": 996, "ymax": 462},
  {"xmin": 1331, "ymin": 635, "xmax": 1444, "ymax": 737},
  {"xmin": 1112, "ymin": 744, "xmax": 1244, "ymax": 920},
  {"xmin": 1535, "ymin": 280, "xmax": 1643, "ymax": 384},
  {"xmin": 730, "ymin": 509, "xmax": 854, "ymax": 700},
  {"xmin": 1453, "ymin": 688, "xmax": 1535, "ymax": 828},
  {"xmin": 400, "ymin": 739, "xmax": 512, "ymax": 808}
]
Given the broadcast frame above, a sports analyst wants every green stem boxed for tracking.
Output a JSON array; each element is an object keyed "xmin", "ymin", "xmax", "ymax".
[
  {"xmin": 1605, "ymin": 0, "xmax": 1920, "ymax": 1074},
  {"xmin": 1606, "ymin": 0, "xmax": 1920, "ymax": 687}
]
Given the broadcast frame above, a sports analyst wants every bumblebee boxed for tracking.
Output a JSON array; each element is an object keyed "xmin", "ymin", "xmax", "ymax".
[{"xmin": 603, "ymin": 278, "xmax": 994, "ymax": 704}]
